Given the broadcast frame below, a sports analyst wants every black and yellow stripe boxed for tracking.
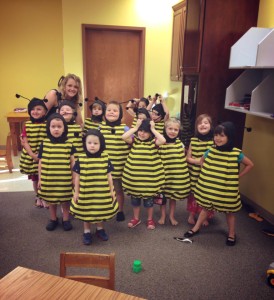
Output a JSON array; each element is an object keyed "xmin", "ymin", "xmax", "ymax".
[
  {"xmin": 84, "ymin": 118, "xmax": 104, "ymax": 131},
  {"xmin": 67, "ymin": 123, "xmax": 84, "ymax": 158}
]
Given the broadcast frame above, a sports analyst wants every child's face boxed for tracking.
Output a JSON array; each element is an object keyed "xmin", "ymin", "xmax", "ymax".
[
  {"xmin": 165, "ymin": 122, "xmax": 180, "ymax": 139},
  {"xmin": 64, "ymin": 78, "xmax": 78, "ymax": 99},
  {"xmin": 151, "ymin": 110, "xmax": 161, "ymax": 122},
  {"xmin": 138, "ymin": 130, "xmax": 151, "ymax": 141},
  {"xmin": 50, "ymin": 119, "xmax": 65, "ymax": 138},
  {"xmin": 214, "ymin": 132, "xmax": 228, "ymax": 147},
  {"xmin": 138, "ymin": 101, "xmax": 147, "ymax": 109},
  {"xmin": 92, "ymin": 105, "xmax": 103, "ymax": 116},
  {"xmin": 31, "ymin": 105, "xmax": 47, "ymax": 119},
  {"xmin": 137, "ymin": 113, "xmax": 148, "ymax": 121},
  {"xmin": 86, "ymin": 135, "xmax": 100, "ymax": 154},
  {"xmin": 197, "ymin": 117, "xmax": 211, "ymax": 135},
  {"xmin": 105, "ymin": 103, "xmax": 120, "ymax": 122},
  {"xmin": 59, "ymin": 105, "xmax": 74, "ymax": 122}
]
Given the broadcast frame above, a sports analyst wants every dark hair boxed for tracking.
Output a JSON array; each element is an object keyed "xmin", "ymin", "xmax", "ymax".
[
  {"xmin": 88, "ymin": 97, "xmax": 106, "ymax": 115},
  {"xmin": 136, "ymin": 108, "xmax": 150, "ymax": 120},
  {"xmin": 138, "ymin": 119, "xmax": 152, "ymax": 135},
  {"xmin": 28, "ymin": 98, "xmax": 48, "ymax": 117},
  {"xmin": 139, "ymin": 97, "xmax": 149, "ymax": 107},
  {"xmin": 152, "ymin": 103, "xmax": 165, "ymax": 119}
]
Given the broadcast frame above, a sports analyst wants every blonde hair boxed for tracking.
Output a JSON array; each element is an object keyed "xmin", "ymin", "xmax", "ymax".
[
  {"xmin": 195, "ymin": 114, "xmax": 212, "ymax": 135},
  {"xmin": 59, "ymin": 73, "xmax": 83, "ymax": 104},
  {"xmin": 165, "ymin": 117, "xmax": 181, "ymax": 129}
]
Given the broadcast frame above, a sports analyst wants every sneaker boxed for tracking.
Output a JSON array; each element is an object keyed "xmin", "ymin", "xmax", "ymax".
[
  {"xmin": 46, "ymin": 218, "xmax": 58, "ymax": 231},
  {"xmin": 116, "ymin": 211, "xmax": 125, "ymax": 222},
  {"xmin": 96, "ymin": 229, "xmax": 109, "ymax": 241},
  {"xmin": 83, "ymin": 232, "xmax": 92, "ymax": 245},
  {"xmin": 62, "ymin": 220, "xmax": 72, "ymax": 231}
]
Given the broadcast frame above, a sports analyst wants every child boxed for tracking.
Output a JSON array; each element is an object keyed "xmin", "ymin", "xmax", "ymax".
[
  {"xmin": 158, "ymin": 118, "xmax": 191, "ymax": 225},
  {"xmin": 20, "ymin": 98, "xmax": 48, "ymax": 208},
  {"xmin": 184, "ymin": 122, "xmax": 254, "ymax": 246},
  {"xmin": 126, "ymin": 97, "xmax": 151, "ymax": 128},
  {"xmin": 99, "ymin": 100, "xmax": 130, "ymax": 221},
  {"xmin": 44, "ymin": 74, "xmax": 84, "ymax": 126},
  {"xmin": 70, "ymin": 129, "xmax": 119, "ymax": 245},
  {"xmin": 59, "ymin": 100, "xmax": 84, "ymax": 158},
  {"xmin": 150, "ymin": 95, "xmax": 169, "ymax": 133},
  {"xmin": 122, "ymin": 119, "xmax": 166, "ymax": 230},
  {"xmin": 84, "ymin": 97, "xmax": 106, "ymax": 131},
  {"xmin": 38, "ymin": 113, "xmax": 75, "ymax": 231},
  {"xmin": 186, "ymin": 114, "xmax": 214, "ymax": 226}
]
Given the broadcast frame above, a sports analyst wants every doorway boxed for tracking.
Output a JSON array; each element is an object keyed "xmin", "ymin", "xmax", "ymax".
[{"xmin": 82, "ymin": 25, "xmax": 145, "ymax": 126}]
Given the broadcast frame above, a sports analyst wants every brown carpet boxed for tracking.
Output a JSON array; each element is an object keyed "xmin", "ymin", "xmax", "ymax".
[{"xmin": 0, "ymin": 191, "xmax": 273, "ymax": 300}]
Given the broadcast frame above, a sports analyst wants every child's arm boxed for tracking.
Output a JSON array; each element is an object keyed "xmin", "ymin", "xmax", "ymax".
[
  {"xmin": 186, "ymin": 144, "xmax": 202, "ymax": 165},
  {"xmin": 37, "ymin": 159, "xmax": 42, "ymax": 190},
  {"xmin": 70, "ymin": 154, "xmax": 76, "ymax": 186},
  {"xmin": 122, "ymin": 119, "xmax": 142, "ymax": 144},
  {"xmin": 22, "ymin": 136, "xmax": 39, "ymax": 162},
  {"xmin": 159, "ymin": 96, "xmax": 170, "ymax": 121},
  {"xmin": 126, "ymin": 99, "xmax": 137, "ymax": 117},
  {"xmin": 150, "ymin": 120, "xmax": 166, "ymax": 146},
  {"xmin": 146, "ymin": 96, "xmax": 153, "ymax": 111},
  {"xmin": 73, "ymin": 173, "xmax": 80, "ymax": 203},
  {"xmin": 239, "ymin": 155, "xmax": 254, "ymax": 178},
  {"xmin": 107, "ymin": 172, "xmax": 115, "ymax": 201}
]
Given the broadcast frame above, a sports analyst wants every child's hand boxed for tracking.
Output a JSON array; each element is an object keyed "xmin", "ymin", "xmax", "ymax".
[
  {"xmin": 136, "ymin": 118, "xmax": 143, "ymax": 128},
  {"xmin": 33, "ymin": 154, "xmax": 39, "ymax": 162},
  {"xmin": 37, "ymin": 181, "xmax": 41, "ymax": 190},
  {"xmin": 150, "ymin": 120, "xmax": 155, "ymax": 130},
  {"xmin": 73, "ymin": 193, "xmax": 79, "ymax": 203}
]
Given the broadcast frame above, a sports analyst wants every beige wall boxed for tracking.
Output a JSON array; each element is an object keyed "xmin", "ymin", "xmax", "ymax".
[
  {"xmin": 240, "ymin": 0, "xmax": 274, "ymax": 216},
  {"xmin": 0, "ymin": 0, "xmax": 64, "ymax": 145}
]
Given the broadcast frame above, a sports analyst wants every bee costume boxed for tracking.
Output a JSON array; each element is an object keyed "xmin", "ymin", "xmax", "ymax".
[
  {"xmin": 84, "ymin": 98, "xmax": 106, "ymax": 131},
  {"xmin": 70, "ymin": 129, "xmax": 119, "ymax": 223}
]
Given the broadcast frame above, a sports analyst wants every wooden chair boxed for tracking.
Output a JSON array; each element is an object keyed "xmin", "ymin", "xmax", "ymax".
[
  {"xmin": 0, "ymin": 133, "xmax": 13, "ymax": 173},
  {"xmin": 60, "ymin": 252, "xmax": 115, "ymax": 290}
]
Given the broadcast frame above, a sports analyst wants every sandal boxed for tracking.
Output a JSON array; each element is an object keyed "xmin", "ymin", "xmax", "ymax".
[
  {"xmin": 184, "ymin": 229, "xmax": 199, "ymax": 238},
  {"xmin": 128, "ymin": 218, "xmax": 141, "ymax": 228},
  {"xmin": 226, "ymin": 236, "xmax": 236, "ymax": 246},
  {"xmin": 147, "ymin": 219, "xmax": 155, "ymax": 230}
]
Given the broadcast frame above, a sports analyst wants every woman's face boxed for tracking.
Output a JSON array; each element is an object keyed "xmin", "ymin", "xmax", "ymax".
[
  {"xmin": 50, "ymin": 119, "xmax": 64, "ymax": 138},
  {"xmin": 64, "ymin": 78, "xmax": 79, "ymax": 99},
  {"xmin": 86, "ymin": 135, "xmax": 100, "ymax": 154},
  {"xmin": 59, "ymin": 105, "xmax": 74, "ymax": 122},
  {"xmin": 105, "ymin": 103, "xmax": 120, "ymax": 122}
]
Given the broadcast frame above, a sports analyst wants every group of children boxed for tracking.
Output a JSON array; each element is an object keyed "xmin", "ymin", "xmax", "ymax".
[{"xmin": 19, "ymin": 74, "xmax": 254, "ymax": 247}]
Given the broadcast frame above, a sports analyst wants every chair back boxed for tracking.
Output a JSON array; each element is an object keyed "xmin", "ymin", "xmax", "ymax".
[
  {"xmin": 0, "ymin": 133, "xmax": 13, "ymax": 173},
  {"xmin": 60, "ymin": 252, "xmax": 115, "ymax": 290}
]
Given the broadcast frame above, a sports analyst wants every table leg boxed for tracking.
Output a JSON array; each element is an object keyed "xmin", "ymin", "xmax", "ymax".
[{"xmin": 9, "ymin": 122, "xmax": 18, "ymax": 156}]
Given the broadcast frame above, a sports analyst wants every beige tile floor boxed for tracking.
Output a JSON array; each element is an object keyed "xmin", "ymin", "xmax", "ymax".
[{"xmin": 0, "ymin": 152, "xmax": 32, "ymax": 192}]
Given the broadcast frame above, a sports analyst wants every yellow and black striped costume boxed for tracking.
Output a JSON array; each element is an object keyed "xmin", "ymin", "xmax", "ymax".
[
  {"xmin": 158, "ymin": 139, "xmax": 190, "ymax": 200},
  {"xmin": 188, "ymin": 137, "xmax": 214, "ymax": 191},
  {"xmin": 70, "ymin": 152, "xmax": 119, "ymax": 223},
  {"xmin": 67, "ymin": 123, "xmax": 83, "ymax": 158},
  {"xmin": 122, "ymin": 138, "xmax": 165, "ymax": 198},
  {"xmin": 38, "ymin": 138, "xmax": 74, "ymax": 203},
  {"xmin": 154, "ymin": 120, "xmax": 165, "ymax": 134},
  {"xmin": 84, "ymin": 118, "xmax": 104, "ymax": 131},
  {"xmin": 131, "ymin": 116, "xmax": 137, "ymax": 128},
  {"xmin": 20, "ymin": 121, "xmax": 46, "ymax": 175},
  {"xmin": 99, "ymin": 123, "xmax": 130, "ymax": 179},
  {"xmin": 194, "ymin": 147, "xmax": 242, "ymax": 212}
]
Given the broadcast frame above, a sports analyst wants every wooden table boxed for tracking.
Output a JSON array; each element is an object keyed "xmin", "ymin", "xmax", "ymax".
[
  {"xmin": 6, "ymin": 112, "xmax": 29, "ymax": 156},
  {"xmin": 0, "ymin": 266, "xmax": 145, "ymax": 300}
]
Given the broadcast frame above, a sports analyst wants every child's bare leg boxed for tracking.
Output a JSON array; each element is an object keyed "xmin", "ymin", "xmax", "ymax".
[
  {"xmin": 169, "ymin": 199, "xmax": 178, "ymax": 225},
  {"xmin": 49, "ymin": 204, "xmax": 57, "ymax": 220},
  {"xmin": 226, "ymin": 213, "xmax": 236, "ymax": 238},
  {"xmin": 158, "ymin": 204, "xmax": 166, "ymax": 224},
  {"xmin": 133, "ymin": 206, "xmax": 141, "ymax": 220},
  {"xmin": 61, "ymin": 202, "xmax": 70, "ymax": 221},
  {"xmin": 190, "ymin": 209, "xmax": 208, "ymax": 233},
  {"xmin": 147, "ymin": 206, "xmax": 154, "ymax": 221},
  {"xmin": 188, "ymin": 212, "xmax": 196, "ymax": 225},
  {"xmin": 84, "ymin": 222, "xmax": 91, "ymax": 232}
]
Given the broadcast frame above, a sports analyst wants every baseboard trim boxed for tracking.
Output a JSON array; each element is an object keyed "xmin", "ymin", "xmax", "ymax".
[{"xmin": 241, "ymin": 194, "xmax": 274, "ymax": 225}]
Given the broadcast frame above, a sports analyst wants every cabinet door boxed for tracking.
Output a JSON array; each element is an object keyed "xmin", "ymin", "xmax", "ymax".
[
  {"xmin": 182, "ymin": 0, "xmax": 205, "ymax": 73},
  {"xmin": 170, "ymin": 1, "xmax": 186, "ymax": 81}
]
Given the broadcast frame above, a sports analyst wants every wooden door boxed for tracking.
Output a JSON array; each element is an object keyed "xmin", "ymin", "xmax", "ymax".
[{"xmin": 82, "ymin": 25, "xmax": 145, "ymax": 126}]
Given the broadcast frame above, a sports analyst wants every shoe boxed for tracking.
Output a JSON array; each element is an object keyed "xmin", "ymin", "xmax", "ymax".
[
  {"xmin": 62, "ymin": 220, "xmax": 72, "ymax": 231},
  {"xmin": 184, "ymin": 229, "xmax": 199, "ymax": 238},
  {"xmin": 83, "ymin": 233, "xmax": 92, "ymax": 245},
  {"xmin": 46, "ymin": 218, "xmax": 58, "ymax": 231},
  {"xmin": 96, "ymin": 229, "xmax": 108, "ymax": 241},
  {"xmin": 226, "ymin": 236, "xmax": 236, "ymax": 246},
  {"xmin": 128, "ymin": 218, "xmax": 141, "ymax": 228},
  {"xmin": 116, "ymin": 211, "xmax": 125, "ymax": 222},
  {"xmin": 262, "ymin": 229, "xmax": 274, "ymax": 237},
  {"xmin": 147, "ymin": 219, "xmax": 156, "ymax": 230}
]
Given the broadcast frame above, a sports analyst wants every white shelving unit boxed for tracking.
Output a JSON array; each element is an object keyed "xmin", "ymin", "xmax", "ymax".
[{"xmin": 225, "ymin": 27, "xmax": 274, "ymax": 119}]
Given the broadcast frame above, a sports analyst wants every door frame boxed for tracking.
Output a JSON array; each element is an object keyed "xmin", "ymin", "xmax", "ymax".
[{"xmin": 82, "ymin": 24, "xmax": 146, "ymax": 117}]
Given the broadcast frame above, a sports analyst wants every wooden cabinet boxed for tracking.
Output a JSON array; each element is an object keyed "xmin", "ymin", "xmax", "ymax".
[
  {"xmin": 225, "ymin": 27, "xmax": 274, "ymax": 119},
  {"xmin": 180, "ymin": 0, "xmax": 260, "ymax": 148},
  {"xmin": 170, "ymin": 1, "xmax": 186, "ymax": 81}
]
